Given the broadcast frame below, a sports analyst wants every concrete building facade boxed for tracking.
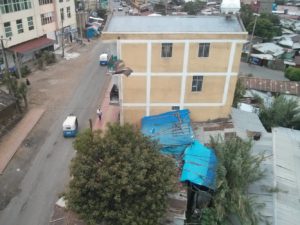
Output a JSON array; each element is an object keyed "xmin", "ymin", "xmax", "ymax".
[
  {"xmin": 0, "ymin": 0, "xmax": 77, "ymax": 67},
  {"xmin": 103, "ymin": 16, "xmax": 247, "ymax": 125}
]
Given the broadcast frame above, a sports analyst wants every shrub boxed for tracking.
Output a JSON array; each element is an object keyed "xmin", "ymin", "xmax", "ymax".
[
  {"xmin": 285, "ymin": 67, "xmax": 300, "ymax": 81},
  {"xmin": 20, "ymin": 65, "xmax": 31, "ymax": 77},
  {"xmin": 42, "ymin": 51, "xmax": 56, "ymax": 65},
  {"xmin": 37, "ymin": 58, "xmax": 44, "ymax": 70}
]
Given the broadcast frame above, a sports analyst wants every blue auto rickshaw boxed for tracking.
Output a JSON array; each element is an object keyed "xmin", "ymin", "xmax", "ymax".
[{"xmin": 63, "ymin": 115, "xmax": 78, "ymax": 137}]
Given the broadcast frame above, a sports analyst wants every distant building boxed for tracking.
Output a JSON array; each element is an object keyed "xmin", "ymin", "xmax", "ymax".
[
  {"xmin": 241, "ymin": 0, "xmax": 274, "ymax": 13},
  {"xmin": 0, "ymin": 0, "xmax": 77, "ymax": 68},
  {"xmin": 102, "ymin": 16, "xmax": 247, "ymax": 124}
]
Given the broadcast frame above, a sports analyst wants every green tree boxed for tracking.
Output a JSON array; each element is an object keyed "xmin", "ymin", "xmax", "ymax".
[
  {"xmin": 199, "ymin": 137, "xmax": 265, "ymax": 225},
  {"xmin": 240, "ymin": 4, "xmax": 254, "ymax": 29},
  {"xmin": 233, "ymin": 79, "xmax": 246, "ymax": 107},
  {"xmin": 285, "ymin": 66, "xmax": 300, "ymax": 81},
  {"xmin": 183, "ymin": 0, "xmax": 205, "ymax": 15},
  {"xmin": 240, "ymin": 5, "xmax": 281, "ymax": 40},
  {"xmin": 65, "ymin": 124, "xmax": 178, "ymax": 225},
  {"xmin": 153, "ymin": 1, "xmax": 166, "ymax": 15},
  {"xmin": 2, "ymin": 72, "xmax": 28, "ymax": 112},
  {"xmin": 259, "ymin": 95, "xmax": 300, "ymax": 131},
  {"xmin": 247, "ymin": 13, "xmax": 282, "ymax": 40}
]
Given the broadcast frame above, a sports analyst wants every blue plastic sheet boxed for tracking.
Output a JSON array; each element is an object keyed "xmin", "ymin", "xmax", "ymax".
[
  {"xmin": 141, "ymin": 109, "xmax": 194, "ymax": 156},
  {"xmin": 180, "ymin": 140, "xmax": 217, "ymax": 190}
]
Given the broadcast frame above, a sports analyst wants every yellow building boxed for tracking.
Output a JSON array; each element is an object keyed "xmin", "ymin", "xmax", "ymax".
[{"xmin": 102, "ymin": 16, "xmax": 247, "ymax": 125}]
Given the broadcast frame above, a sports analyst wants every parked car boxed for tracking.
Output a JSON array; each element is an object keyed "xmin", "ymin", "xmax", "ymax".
[{"xmin": 118, "ymin": 7, "xmax": 123, "ymax": 11}]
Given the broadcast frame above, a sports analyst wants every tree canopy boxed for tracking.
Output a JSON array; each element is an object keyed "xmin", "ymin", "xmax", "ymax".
[
  {"xmin": 240, "ymin": 5, "xmax": 281, "ymax": 40},
  {"xmin": 65, "ymin": 124, "xmax": 178, "ymax": 225},
  {"xmin": 183, "ymin": 0, "xmax": 205, "ymax": 15},
  {"xmin": 259, "ymin": 95, "xmax": 300, "ymax": 131},
  {"xmin": 233, "ymin": 79, "xmax": 246, "ymax": 107},
  {"xmin": 285, "ymin": 67, "xmax": 300, "ymax": 81},
  {"xmin": 199, "ymin": 137, "xmax": 265, "ymax": 225}
]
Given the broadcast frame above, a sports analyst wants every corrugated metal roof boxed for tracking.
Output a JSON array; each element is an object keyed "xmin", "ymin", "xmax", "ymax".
[
  {"xmin": 105, "ymin": 16, "xmax": 245, "ymax": 33},
  {"xmin": 272, "ymin": 127, "xmax": 300, "ymax": 225},
  {"xmin": 253, "ymin": 43, "xmax": 284, "ymax": 57},
  {"xmin": 239, "ymin": 77, "xmax": 300, "ymax": 96},
  {"xmin": 231, "ymin": 108, "xmax": 274, "ymax": 225},
  {"xmin": 231, "ymin": 108, "xmax": 266, "ymax": 139}
]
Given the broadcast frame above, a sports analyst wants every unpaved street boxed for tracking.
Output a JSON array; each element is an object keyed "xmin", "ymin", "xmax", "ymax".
[{"xmin": 0, "ymin": 39, "xmax": 114, "ymax": 225}]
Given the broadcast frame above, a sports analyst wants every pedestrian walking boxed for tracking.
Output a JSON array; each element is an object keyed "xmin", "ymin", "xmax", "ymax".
[{"xmin": 97, "ymin": 108, "xmax": 103, "ymax": 120}]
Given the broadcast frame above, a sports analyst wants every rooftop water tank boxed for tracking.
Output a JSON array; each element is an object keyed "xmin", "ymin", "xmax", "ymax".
[{"xmin": 221, "ymin": 0, "xmax": 241, "ymax": 14}]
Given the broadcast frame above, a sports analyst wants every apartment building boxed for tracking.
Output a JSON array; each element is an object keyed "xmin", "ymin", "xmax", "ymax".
[
  {"xmin": 0, "ymin": 0, "xmax": 77, "ymax": 67},
  {"xmin": 102, "ymin": 16, "xmax": 247, "ymax": 125}
]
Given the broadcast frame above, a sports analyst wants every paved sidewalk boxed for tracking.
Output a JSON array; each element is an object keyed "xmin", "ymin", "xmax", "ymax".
[
  {"xmin": 0, "ymin": 108, "xmax": 45, "ymax": 174},
  {"xmin": 93, "ymin": 80, "xmax": 120, "ymax": 131}
]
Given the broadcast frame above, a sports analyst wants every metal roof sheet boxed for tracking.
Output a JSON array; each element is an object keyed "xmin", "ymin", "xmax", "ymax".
[
  {"xmin": 273, "ymin": 128, "xmax": 300, "ymax": 225},
  {"xmin": 105, "ymin": 16, "xmax": 245, "ymax": 33}
]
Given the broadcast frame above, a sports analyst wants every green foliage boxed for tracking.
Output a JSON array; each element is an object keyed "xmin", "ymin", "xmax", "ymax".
[
  {"xmin": 285, "ymin": 66, "xmax": 300, "ymax": 81},
  {"xmin": 247, "ymin": 15, "xmax": 281, "ymax": 41},
  {"xmin": 2, "ymin": 72, "xmax": 28, "ymax": 111},
  {"xmin": 240, "ymin": 4, "xmax": 254, "ymax": 29},
  {"xmin": 153, "ymin": 2, "xmax": 166, "ymax": 15},
  {"xmin": 233, "ymin": 79, "xmax": 246, "ymax": 107},
  {"xmin": 259, "ymin": 95, "xmax": 300, "ymax": 131},
  {"xmin": 183, "ymin": 0, "xmax": 205, "ymax": 15},
  {"xmin": 252, "ymin": 94, "xmax": 264, "ymax": 107},
  {"xmin": 20, "ymin": 65, "xmax": 31, "ymax": 77},
  {"xmin": 240, "ymin": 5, "xmax": 281, "ymax": 40},
  {"xmin": 200, "ymin": 137, "xmax": 265, "ymax": 225},
  {"xmin": 37, "ymin": 58, "xmax": 44, "ymax": 70},
  {"xmin": 42, "ymin": 51, "xmax": 56, "ymax": 65},
  {"xmin": 65, "ymin": 124, "xmax": 178, "ymax": 225}
]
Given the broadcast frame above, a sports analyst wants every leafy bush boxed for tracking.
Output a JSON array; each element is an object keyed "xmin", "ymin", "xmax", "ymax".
[
  {"xmin": 36, "ymin": 58, "xmax": 44, "ymax": 70},
  {"xmin": 65, "ymin": 124, "xmax": 178, "ymax": 225},
  {"xmin": 285, "ymin": 67, "xmax": 300, "ymax": 81},
  {"xmin": 20, "ymin": 65, "xmax": 31, "ymax": 77},
  {"xmin": 42, "ymin": 51, "xmax": 56, "ymax": 65},
  {"xmin": 259, "ymin": 95, "xmax": 300, "ymax": 131}
]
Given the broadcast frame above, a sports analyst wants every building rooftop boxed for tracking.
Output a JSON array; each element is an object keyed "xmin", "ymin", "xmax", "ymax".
[
  {"xmin": 105, "ymin": 16, "xmax": 245, "ymax": 33},
  {"xmin": 272, "ymin": 127, "xmax": 300, "ymax": 225}
]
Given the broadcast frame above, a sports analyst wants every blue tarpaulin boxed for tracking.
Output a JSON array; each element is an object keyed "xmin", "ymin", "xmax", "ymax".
[
  {"xmin": 141, "ymin": 109, "xmax": 194, "ymax": 156},
  {"xmin": 180, "ymin": 140, "xmax": 217, "ymax": 190}
]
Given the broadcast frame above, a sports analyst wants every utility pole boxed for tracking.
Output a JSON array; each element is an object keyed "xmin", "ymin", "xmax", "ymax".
[
  {"xmin": 61, "ymin": 18, "xmax": 65, "ymax": 58},
  {"xmin": 0, "ymin": 36, "xmax": 10, "ymax": 72},
  {"xmin": 246, "ymin": 13, "xmax": 259, "ymax": 63}
]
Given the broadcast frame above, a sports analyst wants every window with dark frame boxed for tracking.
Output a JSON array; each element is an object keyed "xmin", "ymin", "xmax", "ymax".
[
  {"xmin": 27, "ymin": 16, "xmax": 34, "ymax": 30},
  {"xmin": 198, "ymin": 43, "xmax": 210, "ymax": 57},
  {"xmin": 16, "ymin": 19, "xmax": 24, "ymax": 33},
  {"xmin": 60, "ymin": 8, "xmax": 64, "ymax": 20},
  {"xmin": 4, "ymin": 22, "xmax": 12, "ymax": 37},
  {"xmin": 191, "ymin": 76, "xmax": 203, "ymax": 92},
  {"xmin": 41, "ymin": 12, "xmax": 53, "ymax": 25},
  {"xmin": 161, "ymin": 43, "xmax": 172, "ymax": 58},
  {"xmin": 67, "ymin": 6, "xmax": 71, "ymax": 18},
  {"xmin": 38, "ymin": 0, "xmax": 53, "ymax": 5},
  {"xmin": 172, "ymin": 106, "xmax": 180, "ymax": 111},
  {"xmin": 0, "ymin": 0, "xmax": 32, "ymax": 14}
]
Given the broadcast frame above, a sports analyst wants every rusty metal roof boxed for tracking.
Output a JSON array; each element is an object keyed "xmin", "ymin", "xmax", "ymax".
[{"xmin": 239, "ymin": 76, "xmax": 300, "ymax": 96}]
